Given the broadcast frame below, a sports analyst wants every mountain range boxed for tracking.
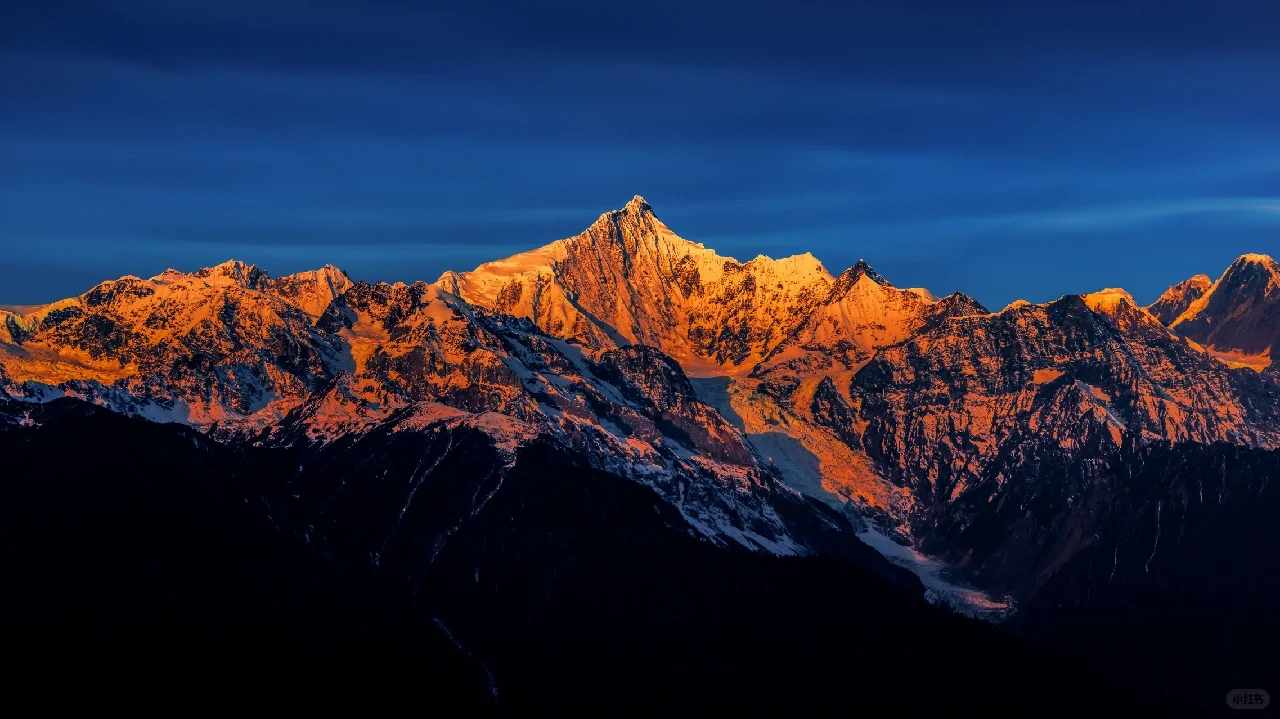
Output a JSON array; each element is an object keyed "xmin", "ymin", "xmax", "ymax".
[{"xmin": 3, "ymin": 196, "xmax": 1278, "ymax": 713}]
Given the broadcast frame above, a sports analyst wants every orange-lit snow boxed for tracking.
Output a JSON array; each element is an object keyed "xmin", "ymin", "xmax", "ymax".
[
  {"xmin": 439, "ymin": 195, "xmax": 838, "ymax": 372},
  {"xmin": 3, "ymin": 198, "xmax": 1277, "ymax": 574}
]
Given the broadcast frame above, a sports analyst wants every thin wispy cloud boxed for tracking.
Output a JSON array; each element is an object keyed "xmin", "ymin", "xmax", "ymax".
[{"xmin": 1022, "ymin": 198, "xmax": 1280, "ymax": 230}]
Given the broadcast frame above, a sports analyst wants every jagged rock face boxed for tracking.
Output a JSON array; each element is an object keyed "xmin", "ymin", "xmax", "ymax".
[
  {"xmin": 753, "ymin": 261, "xmax": 988, "ymax": 390},
  {"xmin": 1147, "ymin": 273, "xmax": 1211, "ymax": 325},
  {"xmin": 846, "ymin": 293, "xmax": 1280, "ymax": 528},
  {"xmin": 1, "ymin": 255, "xmax": 852, "ymax": 552},
  {"xmin": 314, "ymin": 280, "xmax": 538, "ymax": 420},
  {"xmin": 3, "ymin": 197, "xmax": 1279, "ymax": 580},
  {"xmin": 302, "ymin": 281, "xmax": 758, "ymax": 470},
  {"xmin": 266, "ymin": 264, "xmax": 354, "ymax": 319},
  {"xmin": 438, "ymin": 195, "xmax": 835, "ymax": 372},
  {"xmin": 590, "ymin": 345, "xmax": 755, "ymax": 465},
  {"xmin": 1170, "ymin": 253, "xmax": 1280, "ymax": 357},
  {"xmin": 294, "ymin": 279, "xmax": 837, "ymax": 551},
  {"xmin": 0, "ymin": 261, "xmax": 347, "ymax": 424}
]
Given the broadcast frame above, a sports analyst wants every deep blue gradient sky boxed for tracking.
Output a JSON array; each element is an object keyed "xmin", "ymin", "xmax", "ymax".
[{"xmin": 2, "ymin": 0, "xmax": 1278, "ymax": 308}]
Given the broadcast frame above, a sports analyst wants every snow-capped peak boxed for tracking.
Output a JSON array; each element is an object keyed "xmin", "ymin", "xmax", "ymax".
[
  {"xmin": 190, "ymin": 259, "xmax": 270, "ymax": 289},
  {"xmin": 624, "ymin": 194, "xmax": 651, "ymax": 212},
  {"xmin": 1168, "ymin": 252, "xmax": 1280, "ymax": 356},
  {"xmin": 212, "ymin": 259, "xmax": 257, "ymax": 274},
  {"xmin": 1218, "ymin": 253, "xmax": 1280, "ymax": 292},
  {"xmin": 270, "ymin": 264, "xmax": 354, "ymax": 319},
  {"xmin": 1085, "ymin": 285, "xmax": 1136, "ymax": 301},
  {"xmin": 1236, "ymin": 252, "xmax": 1277, "ymax": 267},
  {"xmin": 827, "ymin": 260, "xmax": 890, "ymax": 300},
  {"xmin": 1083, "ymin": 287, "xmax": 1137, "ymax": 314},
  {"xmin": 437, "ymin": 196, "xmax": 836, "ymax": 370}
]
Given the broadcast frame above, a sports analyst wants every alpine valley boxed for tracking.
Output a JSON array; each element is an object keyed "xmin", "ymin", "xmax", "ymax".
[{"xmin": 4, "ymin": 197, "xmax": 1278, "ymax": 714}]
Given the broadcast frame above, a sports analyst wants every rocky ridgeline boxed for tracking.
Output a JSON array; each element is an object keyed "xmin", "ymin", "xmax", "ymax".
[{"xmin": 2, "ymin": 198, "xmax": 1278, "ymax": 588}]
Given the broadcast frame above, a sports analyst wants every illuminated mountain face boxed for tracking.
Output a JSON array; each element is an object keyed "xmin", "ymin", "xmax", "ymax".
[{"xmin": 2, "ymin": 198, "xmax": 1278, "ymax": 613}]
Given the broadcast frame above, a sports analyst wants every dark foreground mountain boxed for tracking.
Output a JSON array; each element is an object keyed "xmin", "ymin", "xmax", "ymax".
[
  {"xmin": 0, "ymin": 400, "xmax": 493, "ymax": 712},
  {"xmin": 2, "ymin": 400, "xmax": 1146, "ymax": 714},
  {"xmin": 926, "ymin": 437, "xmax": 1280, "ymax": 715}
]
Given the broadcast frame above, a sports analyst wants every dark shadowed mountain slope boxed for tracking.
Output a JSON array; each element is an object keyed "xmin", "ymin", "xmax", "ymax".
[
  {"xmin": 1170, "ymin": 253, "xmax": 1280, "ymax": 358},
  {"xmin": 0, "ymin": 399, "xmax": 1147, "ymax": 714},
  {"xmin": 1006, "ymin": 441, "xmax": 1280, "ymax": 717},
  {"xmin": 0, "ymin": 399, "xmax": 493, "ymax": 712}
]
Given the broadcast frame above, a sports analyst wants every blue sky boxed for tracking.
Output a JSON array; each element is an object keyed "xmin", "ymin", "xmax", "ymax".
[{"xmin": 2, "ymin": 0, "xmax": 1278, "ymax": 308}]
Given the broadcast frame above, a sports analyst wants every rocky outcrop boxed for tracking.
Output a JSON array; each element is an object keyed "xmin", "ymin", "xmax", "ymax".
[
  {"xmin": 0, "ymin": 262, "xmax": 347, "ymax": 425},
  {"xmin": 1147, "ymin": 273, "xmax": 1211, "ymax": 325},
  {"xmin": 850, "ymin": 293, "xmax": 1280, "ymax": 520},
  {"xmin": 1170, "ymin": 253, "xmax": 1280, "ymax": 357},
  {"xmin": 753, "ymin": 261, "xmax": 987, "ymax": 391}
]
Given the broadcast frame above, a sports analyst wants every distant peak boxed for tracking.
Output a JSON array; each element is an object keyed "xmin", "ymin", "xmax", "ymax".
[
  {"xmin": 1147, "ymin": 273, "xmax": 1214, "ymax": 326},
  {"xmin": 932, "ymin": 291, "xmax": 988, "ymax": 315},
  {"xmin": 285, "ymin": 263, "xmax": 349, "ymax": 280},
  {"xmin": 1218, "ymin": 252, "xmax": 1280, "ymax": 287},
  {"xmin": 149, "ymin": 268, "xmax": 186, "ymax": 282},
  {"xmin": 588, "ymin": 195, "xmax": 659, "ymax": 230},
  {"xmin": 852, "ymin": 259, "xmax": 884, "ymax": 276},
  {"xmin": 191, "ymin": 259, "xmax": 270, "ymax": 288},
  {"xmin": 848, "ymin": 260, "xmax": 890, "ymax": 285},
  {"xmin": 1086, "ymin": 287, "xmax": 1136, "ymax": 302},
  {"xmin": 213, "ymin": 259, "xmax": 261, "ymax": 276},
  {"xmin": 1202, "ymin": 252, "xmax": 1280, "ymax": 305},
  {"xmin": 623, "ymin": 194, "xmax": 652, "ymax": 214},
  {"xmin": 1235, "ymin": 252, "xmax": 1276, "ymax": 266},
  {"xmin": 906, "ymin": 287, "xmax": 939, "ymax": 302},
  {"xmin": 1168, "ymin": 273, "xmax": 1215, "ymax": 294},
  {"xmin": 826, "ymin": 259, "xmax": 891, "ymax": 301},
  {"xmin": 1082, "ymin": 287, "xmax": 1138, "ymax": 315}
]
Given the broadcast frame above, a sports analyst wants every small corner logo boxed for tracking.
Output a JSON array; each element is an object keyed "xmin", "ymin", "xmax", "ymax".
[{"xmin": 1227, "ymin": 689, "xmax": 1270, "ymax": 710}]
